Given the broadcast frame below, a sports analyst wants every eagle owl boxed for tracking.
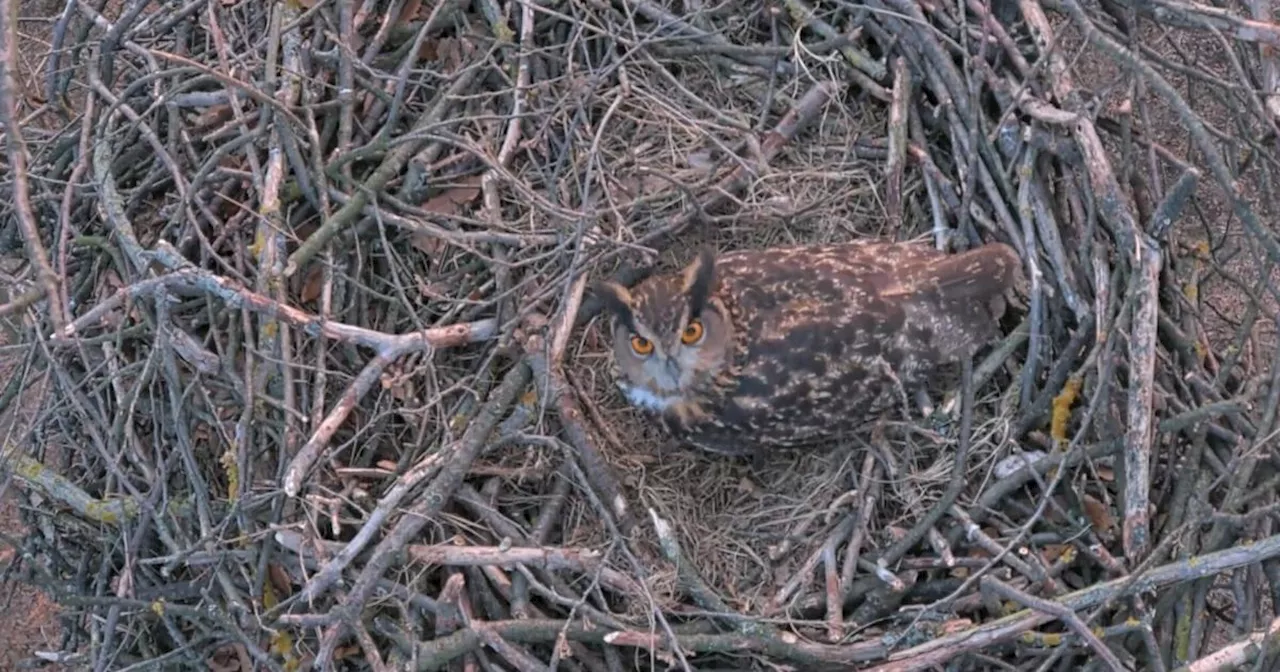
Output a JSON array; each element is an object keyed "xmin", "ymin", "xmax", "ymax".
[{"xmin": 594, "ymin": 240, "xmax": 1023, "ymax": 456}]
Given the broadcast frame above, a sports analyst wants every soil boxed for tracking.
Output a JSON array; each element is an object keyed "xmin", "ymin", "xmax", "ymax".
[{"xmin": 1, "ymin": 2, "xmax": 74, "ymax": 668}]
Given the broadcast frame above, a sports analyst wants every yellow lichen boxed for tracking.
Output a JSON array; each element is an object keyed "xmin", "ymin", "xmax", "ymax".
[
  {"xmin": 1050, "ymin": 376, "xmax": 1083, "ymax": 446},
  {"xmin": 520, "ymin": 387, "xmax": 538, "ymax": 406},
  {"xmin": 220, "ymin": 450, "xmax": 239, "ymax": 503}
]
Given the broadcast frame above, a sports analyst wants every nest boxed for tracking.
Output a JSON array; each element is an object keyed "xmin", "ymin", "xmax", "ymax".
[{"xmin": 5, "ymin": 0, "xmax": 1280, "ymax": 669}]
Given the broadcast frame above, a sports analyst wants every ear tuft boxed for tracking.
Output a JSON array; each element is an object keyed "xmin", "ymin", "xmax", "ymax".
[
  {"xmin": 593, "ymin": 281, "xmax": 638, "ymax": 333},
  {"xmin": 681, "ymin": 246, "xmax": 718, "ymax": 317}
]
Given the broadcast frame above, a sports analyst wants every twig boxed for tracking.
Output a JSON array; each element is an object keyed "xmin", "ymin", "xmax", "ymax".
[
  {"xmin": 400, "ymin": 616, "xmax": 888, "ymax": 671},
  {"xmin": 868, "ymin": 532, "xmax": 1280, "ymax": 670},
  {"xmin": 525, "ymin": 337, "xmax": 635, "ymax": 535},
  {"xmin": 1058, "ymin": 0, "xmax": 1280, "ymax": 269},
  {"xmin": 283, "ymin": 62, "xmax": 482, "ymax": 277},
  {"xmin": 303, "ymin": 362, "xmax": 532, "ymax": 669},
  {"xmin": 0, "ymin": 0, "xmax": 67, "ymax": 333},
  {"xmin": 1173, "ymin": 614, "xmax": 1280, "ymax": 672},
  {"xmin": 1124, "ymin": 234, "xmax": 1161, "ymax": 563},
  {"xmin": 981, "ymin": 576, "xmax": 1127, "ymax": 671},
  {"xmin": 886, "ymin": 57, "xmax": 911, "ymax": 230}
]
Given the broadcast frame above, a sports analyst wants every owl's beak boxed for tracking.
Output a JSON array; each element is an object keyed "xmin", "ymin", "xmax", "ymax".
[{"xmin": 662, "ymin": 357, "xmax": 682, "ymax": 384}]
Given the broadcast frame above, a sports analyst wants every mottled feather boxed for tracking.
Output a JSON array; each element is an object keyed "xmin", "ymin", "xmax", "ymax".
[{"xmin": 599, "ymin": 240, "xmax": 1023, "ymax": 456}]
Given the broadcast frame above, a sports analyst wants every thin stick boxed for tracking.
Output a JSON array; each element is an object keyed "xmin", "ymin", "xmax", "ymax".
[
  {"xmin": 0, "ymin": 0, "xmax": 67, "ymax": 332},
  {"xmin": 1124, "ymin": 234, "xmax": 1161, "ymax": 563},
  {"xmin": 981, "ymin": 576, "xmax": 1127, "ymax": 672}
]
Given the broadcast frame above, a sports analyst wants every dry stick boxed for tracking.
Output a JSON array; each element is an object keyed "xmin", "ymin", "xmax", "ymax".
[
  {"xmin": 1140, "ymin": 0, "xmax": 1280, "ymax": 46},
  {"xmin": 1016, "ymin": 145, "xmax": 1046, "ymax": 413},
  {"xmin": 791, "ymin": 355, "xmax": 980, "ymax": 620},
  {"xmin": 283, "ymin": 62, "xmax": 481, "ymax": 277},
  {"xmin": 1244, "ymin": 0, "xmax": 1280, "ymax": 121},
  {"xmin": 306, "ymin": 362, "xmax": 533, "ymax": 670},
  {"xmin": 1017, "ymin": 0, "xmax": 1158, "ymax": 564},
  {"xmin": 619, "ymin": 0, "xmax": 794, "ymax": 75},
  {"xmin": 1069, "ymin": 0, "xmax": 1280, "ymax": 555},
  {"xmin": 1057, "ymin": 0, "xmax": 1280, "ymax": 272},
  {"xmin": 949, "ymin": 506, "xmax": 1058, "ymax": 592},
  {"xmin": 277, "ymin": 528, "xmax": 643, "ymax": 596},
  {"xmin": 280, "ymin": 448, "xmax": 447, "ymax": 603},
  {"xmin": 781, "ymin": 0, "xmax": 890, "ymax": 99},
  {"xmin": 482, "ymin": 0, "xmax": 535, "ymax": 342},
  {"xmin": 772, "ymin": 514, "xmax": 865, "ymax": 612},
  {"xmin": 1124, "ymin": 235, "xmax": 1162, "ymax": 563},
  {"xmin": 405, "ymin": 617, "xmax": 887, "ymax": 671},
  {"xmin": 1149, "ymin": 167, "xmax": 1201, "ymax": 241},
  {"xmin": 822, "ymin": 541, "xmax": 842, "ymax": 642},
  {"xmin": 1016, "ymin": 0, "xmax": 1143, "ymax": 262},
  {"xmin": 649, "ymin": 509, "xmax": 773, "ymax": 638},
  {"xmin": 1179, "ymin": 318, "xmax": 1280, "ymax": 652},
  {"xmin": 1029, "ymin": 172, "xmax": 1088, "ymax": 320},
  {"xmin": 0, "ymin": 0, "xmax": 67, "ymax": 332},
  {"xmin": 1172, "ymin": 614, "xmax": 1280, "ymax": 672},
  {"xmin": 56, "ymin": 82, "xmax": 96, "ymax": 328},
  {"xmin": 866, "ymin": 532, "xmax": 1280, "ymax": 671},
  {"xmin": 0, "ymin": 439, "xmax": 197, "ymax": 525},
  {"xmin": 885, "ymin": 57, "xmax": 911, "ymax": 230},
  {"xmin": 981, "ymin": 577, "xmax": 1127, "ymax": 672},
  {"xmin": 56, "ymin": 242, "xmax": 496, "ymax": 352},
  {"xmin": 839, "ymin": 451, "xmax": 880, "ymax": 594},
  {"xmin": 525, "ymin": 344, "xmax": 635, "ymax": 535},
  {"xmin": 0, "ymin": 288, "xmax": 48, "ymax": 320}
]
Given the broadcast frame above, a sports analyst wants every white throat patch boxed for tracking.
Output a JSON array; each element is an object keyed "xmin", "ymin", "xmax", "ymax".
[{"xmin": 618, "ymin": 381, "xmax": 679, "ymax": 412}]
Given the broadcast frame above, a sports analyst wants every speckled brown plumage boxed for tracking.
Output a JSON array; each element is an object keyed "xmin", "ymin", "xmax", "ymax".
[{"xmin": 594, "ymin": 240, "xmax": 1023, "ymax": 456}]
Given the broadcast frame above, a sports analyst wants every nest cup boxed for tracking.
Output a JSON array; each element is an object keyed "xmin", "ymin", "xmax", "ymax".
[{"xmin": 4, "ymin": 0, "xmax": 1280, "ymax": 670}]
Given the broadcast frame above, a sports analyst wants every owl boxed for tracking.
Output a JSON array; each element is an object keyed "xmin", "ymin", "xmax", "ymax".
[{"xmin": 593, "ymin": 240, "xmax": 1023, "ymax": 457}]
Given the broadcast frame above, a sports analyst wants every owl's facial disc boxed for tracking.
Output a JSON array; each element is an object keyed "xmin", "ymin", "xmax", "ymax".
[{"xmin": 598, "ymin": 254, "xmax": 730, "ymax": 413}]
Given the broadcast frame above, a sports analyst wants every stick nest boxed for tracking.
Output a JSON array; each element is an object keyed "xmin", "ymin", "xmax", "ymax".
[{"xmin": 5, "ymin": 0, "xmax": 1280, "ymax": 669}]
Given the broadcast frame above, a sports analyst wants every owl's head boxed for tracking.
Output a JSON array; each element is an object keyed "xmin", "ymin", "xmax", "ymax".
[{"xmin": 594, "ymin": 248, "xmax": 734, "ymax": 411}]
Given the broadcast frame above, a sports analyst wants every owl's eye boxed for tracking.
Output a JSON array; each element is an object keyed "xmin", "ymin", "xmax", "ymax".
[
  {"xmin": 630, "ymin": 335, "xmax": 654, "ymax": 355},
  {"xmin": 681, "ymin": 319, "xmax": 704, "ymax": 344}
]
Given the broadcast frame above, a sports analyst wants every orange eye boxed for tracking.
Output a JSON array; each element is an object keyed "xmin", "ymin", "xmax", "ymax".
[
  {"xmin": 681, "ymin": 319, "xmax": 704, "ymax": 344},
  {"xmin": 630, "ymin": 335, "xmax": 654, "ymax": 355}
]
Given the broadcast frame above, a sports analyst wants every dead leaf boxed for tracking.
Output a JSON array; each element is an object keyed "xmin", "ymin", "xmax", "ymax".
[
  {"xmin": 884, "ymin": 526, "xmax": 909, "ymax": 543},
  {"xmin": 1040, "ymin": 544, "xmax": 1070, "ymax": 563},
  {"xmin": 267, "ymin": 563, "xmax": 293, "ymax": 600},
  {"xmin": 410, "ymin": 232, "xmax": 446, "ymax": 256},
  {"xmin": 418, "ymin": 40, "xmax": 440, "ymax": 62},
  {"xmin": 380, "ymin": 369, "xmax": 416, "ymax": 402},
  {"xmin": 191, "ymin": 104, "xmax": 234, "ymax": 132},
  {"xmin": 300, "ymin": 264, "xmax": 324, "ymax": 303},
  {"xmin": 396, "ymin": 0, "xmax": 423, "ymax": 24},
  {"xmin": 207, "ymin": 643, "xmax": 251, "ymax": 672},
  {"xmin": 612, "ymin": 174, "xmax": 665, "ymax": 200},
  {"xmin": 431, "ymin": 37, "xmax": 477, "ymax": 74},
  {"xmin": 1082, "ymin": 494, "xmax": 1116, "ymax": 535},
  {"xmin": 416, "ymin": 279, "xmax": 448, "ymax": 300},
  {"xmin": 422, "ymin": 175, "xmax": 483, "ymax": 215},
  {"xmin": 333, "ymin": 645, "xmax": 362, "ymax": 661}
]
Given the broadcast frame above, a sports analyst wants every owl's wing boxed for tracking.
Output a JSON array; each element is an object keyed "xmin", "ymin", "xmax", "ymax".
[
  {"xmin": 717, "ymin": 249, "xmax": 911, "ymax": 373},
  {"xmin": 880, "ymin": 242, "xmax": 1023, "ymax": 303}
]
